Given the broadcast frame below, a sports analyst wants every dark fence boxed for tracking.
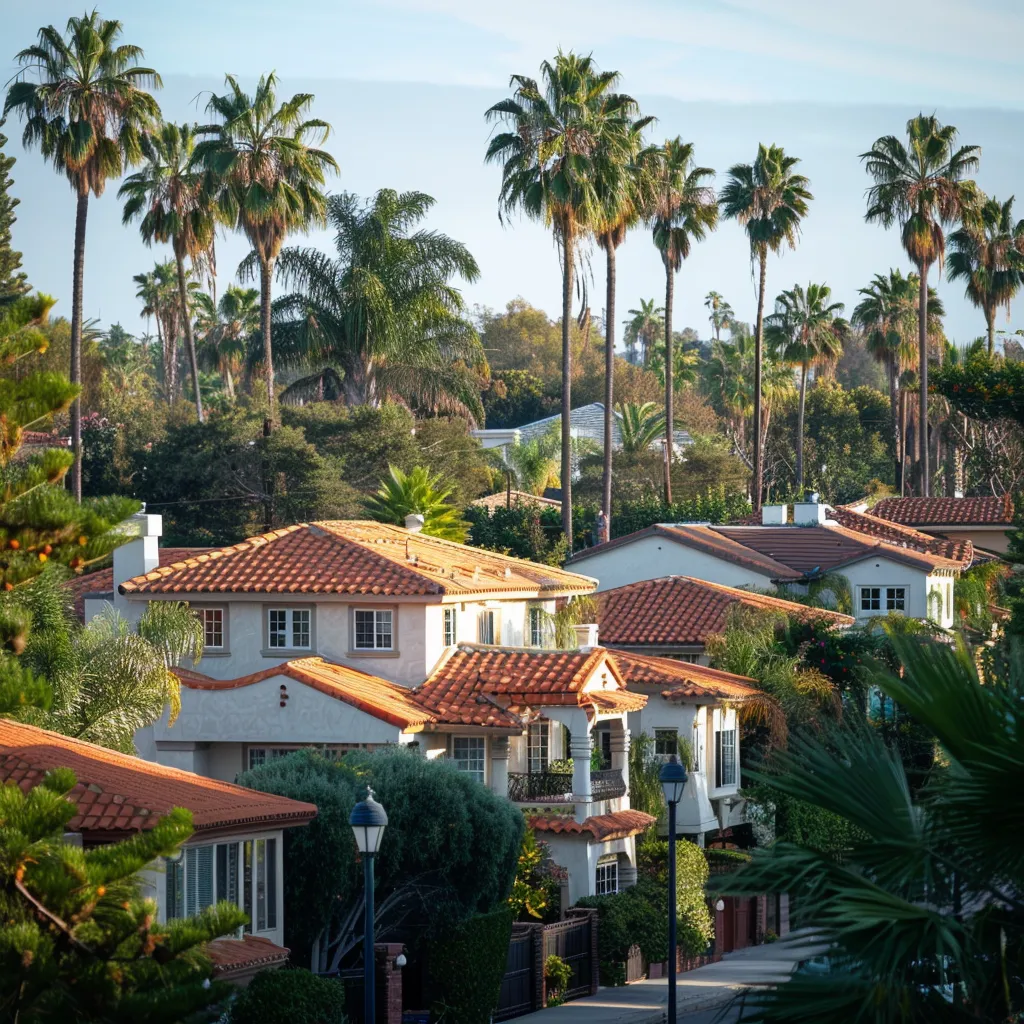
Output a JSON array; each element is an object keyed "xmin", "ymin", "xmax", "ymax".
[{"xmin": 507, "ymin": 769, "xmax": 626, "ymax": 803}]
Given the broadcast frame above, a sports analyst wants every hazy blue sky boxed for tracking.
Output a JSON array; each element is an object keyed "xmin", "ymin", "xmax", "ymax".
[{"xmin": 5, "ymin": 1, "xmax": 1024, "ymax": 348}]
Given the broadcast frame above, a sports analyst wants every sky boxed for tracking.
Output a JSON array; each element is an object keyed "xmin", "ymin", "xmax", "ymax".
[{"xmin": 5, "ymin": 0, "xmax": 1024, "ymax": 349}]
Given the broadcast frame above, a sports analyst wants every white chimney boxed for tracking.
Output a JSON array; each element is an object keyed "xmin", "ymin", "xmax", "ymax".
[
  {"xmin": 405, "ymin": 513, "xmax": 425, "ymax": 533},
  {"xmin": 113, "ymin": 513, "xmax": 162, "ymax": 620},
  {"xmin": 794, "ymin": 493, "xmax": 827, "ymax": 526},
  {"xmin": 572, "ymin": 623, "xmax": 599, "ymax": 650},
  {"xmin": 761, "ymin": 504, "xmax": 788, "ymax": 525}
]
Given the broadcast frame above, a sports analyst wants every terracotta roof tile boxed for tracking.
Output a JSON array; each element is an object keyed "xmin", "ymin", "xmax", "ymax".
[
  {"xmin": 118, "ymin": 521, "xmax": 595, "ymax": 599},
  {"xmin": 598, "ymin": 575, "xmax": 853, "ymax": 647},
  {"xmin": 207, "ymin": 935, "xmax": 290, "ymax": 975},
  {"xmin": 612, "ymin": 651, "xmax": 760, "ymax": 701},
  {"xmin": 529, "ymin": 809, "xmax": 656, "ymax": 841},
  {"xmin": 829, "ymin": 506, "xmax": 972, "ymax": 565},
  {"xmin": 0, "ymin": 720, "xmax": 317, "ymax": 838},
  {"xmin": 473, "ymin": 490, "xmax": 561, "ymax": 510},
  {"xmin": 870, "ymin": 495, "xmax": 1014, "ymax": 527}
]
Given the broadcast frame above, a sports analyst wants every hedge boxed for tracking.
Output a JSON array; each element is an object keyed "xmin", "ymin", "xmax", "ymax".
[{"xmin": 229, "ymin": 968, "xmax": 345, "ymax": 1024}]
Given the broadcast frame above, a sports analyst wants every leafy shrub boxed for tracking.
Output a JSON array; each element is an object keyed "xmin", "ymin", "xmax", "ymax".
[
  {"xmin": 544, "ymin": 954, "xmax": 573, "ymax": 1006},
  {"xmin": 636, "ymin": 839, "xmax": 714, "ymax": 956},
  {"xmin": 508, "ymin": 829, "xmax": 561, "ymax": 922},
  {"xmin": 577, "ymin": 878, "xmax": 667, "ymax": 966},
  {"xmin": 229, "ymin": 967, "xmax": 345, "ymax": 1024},
  {"xmin": 425, "ymin": 907, "xmax": 513, "ymax": 1024}
]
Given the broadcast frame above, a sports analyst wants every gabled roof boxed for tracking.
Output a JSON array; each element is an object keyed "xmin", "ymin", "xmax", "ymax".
[
  {"xmin": 472, "ymin": 490, "xmax": 561, "ymax": 511},
  {"xmin": 0, "ymin": 720, "xmax": 317, "ymax": 839},
  {"xmin": 611, "ymin": 651, "xmax": 760, "ymax": 701},
  {"xmin": 207, "ymin": 936, "xmax": 290, "ymax": 978},
  {"xmin": 118, "ymin": 521, "xmax": 596, "ymax": 599},
  {"xmin": 597, "ymin": 575, "xmax": 854, "ymax": 646},
  {"xmin": 828, "ymin": 506, "xmax": 973, "ymax": 565},
  {"xmin": 529, "ymin": 809, "xmax": 657, "ymax": 841},
  {"xmin": 870, "ymin": 495, "xmax": 1015, "ymax": 527},
  {"xmin": 174, "ymin": 658, "xmax": 435, "ymax": 731}
]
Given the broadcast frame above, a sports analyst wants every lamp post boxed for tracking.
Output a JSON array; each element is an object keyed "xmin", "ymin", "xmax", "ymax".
[
  {"xmin": 659, "ymin": 755, "xmax": 687, "ymax": 1023},
  {"xmin": 350, "ymin": 788, "xmax": 388, "ymax": 1024}
]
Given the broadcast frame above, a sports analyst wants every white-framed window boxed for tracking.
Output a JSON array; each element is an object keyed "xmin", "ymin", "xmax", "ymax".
[
  {"xmin": 478, "ymin": 610, "xmax": 497, "ymax": 645},
  {"xmin": 528, "ymin": 607, "xmax": 546, "ymax": 648},
  {"xmin": 595, "ymin": 856, "xmax": 619, "ymax": 896},
  {"xmin": 860, "ymin": 587, "xmax": 881, "ymax": 612},
  {"xmin": 199, "ymin": 607, "xmax": 225, "ymax": 649},
  {"xmin": 452, "ymin": 736, "xmax": 486, "ymax": 783},
  {"xmin": 443, "ymin": 607, "xmax": 457, "ymax": 646},
  {"xmin": 354, "ymin": 609, "xmax": 393, "ymax": 651},
  {"xmin": 886, "ymin": 587, "xmax": 906, "ymax": 611},
  {"xmin": 715, "ymin": 728, "xmax": 737, "ymax": 788},
  {"xmin": 268, "ymin": 607, "xmax": 311, "ymax": 650},
  {"xmin": 528, "ymin": 722, "xmax": 549, "ymax": 773},
  {"xmin": 246, "ymin": 744, "xmax": 368, "ymax": 772},
  {"xmin": 654, "ymin": 728, "xmax": 678, "ymax": 757},
  {"xmin": 246, "ymin": 746, "xmax": 297, "ymax": 771}
]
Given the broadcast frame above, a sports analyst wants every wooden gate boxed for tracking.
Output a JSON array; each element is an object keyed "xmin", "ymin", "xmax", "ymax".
[
  {"xmin": 494, "ymin": 928, "xmax": 536, "ymax": 1022},
  {"xmin": 542, "ymin": 910, "xmax": 596, "ymax": 1001}
]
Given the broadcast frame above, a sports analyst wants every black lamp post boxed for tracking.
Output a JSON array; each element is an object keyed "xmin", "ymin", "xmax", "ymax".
[
  {"xmin": 659, "ymin": 755, "xmax": 688, "ymax": 1023},
  {"xmin": 350, "ymin": 788, "xmax": 388, "ymax": 1024}
]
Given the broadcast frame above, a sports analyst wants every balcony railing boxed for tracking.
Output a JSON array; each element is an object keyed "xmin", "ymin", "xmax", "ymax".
[{"xmin": 507, "ymin": 768, "xmax": 626, "ymax": 803}]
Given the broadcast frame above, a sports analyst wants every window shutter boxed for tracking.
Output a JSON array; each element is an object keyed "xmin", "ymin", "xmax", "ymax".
[{"xmin": 196, "ymin": 845, "xmax": 214, "ymax": 911}]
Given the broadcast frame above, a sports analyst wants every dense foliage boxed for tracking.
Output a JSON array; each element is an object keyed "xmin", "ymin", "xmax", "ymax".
[
  {"xmin": 228, "ymin": 968, "xmax": 346, "ymax": 1024},
  {"xmin": 933, "ymin": 354, "xmax": 1024, "ymax": 426}
]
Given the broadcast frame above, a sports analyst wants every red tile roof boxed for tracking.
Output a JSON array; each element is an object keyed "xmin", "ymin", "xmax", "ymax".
[
  {"xmin": 66, "ymin": 548, "xmax": 210, "ymax": 621},
  {"xmin": 611, "ymin": 651, "xmax": 760, "ymax": 701},
  {"xmin": 828, "ymin": 506, "xmax": 973, "ymax": 565},
  {"xmin": 597, "ymin": 575, "xmax": 853, "ymax": 647},
  {"xmin": 0, "ymin": 720, "xmax": 317, "ymax": 839},
  {"xmin": 207, "ymin": 936, "xmax": 290, "ymax": 976},
  {"xmin": 529, "ymin": 809, "xmax": 657, "ymax": 841},
  {"xmin": 870, "ymin": 495, "xmax": 1014, "ymax": 527},
  {"xmin": 118, "ymin": 522, "xmax": 595, "ymax": 599},
  {"xmin": 175, "ymin": 658, "xmax": 436, "ymax": 731}
]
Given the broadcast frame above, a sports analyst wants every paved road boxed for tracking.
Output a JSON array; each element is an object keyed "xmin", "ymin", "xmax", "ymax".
[{"xmin": 682, "ymin": 1006, "xmax": 741, "ymax": 1024}]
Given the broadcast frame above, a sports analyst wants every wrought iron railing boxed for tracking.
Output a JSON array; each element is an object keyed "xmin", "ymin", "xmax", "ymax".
[
  {"xmin": 507, "ymin": 768, "xmax": 626, "ymax": 803},
  {"xmin": 590, "ymin": 768, "xmax": 627, "ymax": 799}
]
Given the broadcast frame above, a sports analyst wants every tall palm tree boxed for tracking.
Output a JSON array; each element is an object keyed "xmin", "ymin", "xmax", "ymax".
[
  {"xmin": 947, "ymin": 192, "xmax": 1024, "ymax": 355},
  {"xmin": 765, "ymin": 283, "xmax": 847, "ymax": 493},
  {"xmin": 649, "ymin": 137, "xmax": 718, "ymax": 503},
  {"xmin": 133, "ymin": 261, "xmax": 183, "ymax": 398},
  {"xmin": 622, "ymin": 299, "xmax": 663, "ymax": 365},
  {"xmin": 119, "ymin": 121, "xmax": 219, "ymax": 422},
  {"xmin": 704, "ymin": 290, "xmax": 734, "ymax": 342},
  {"xmin": 5, "ymin": 13, "xmax": 161, "ymax": 500},
  {"xmin": 193, "ymin": 73, "xmax": 337, "ymax": 424},
  {"xmin": 861, "ymin": 115, "xmax": 980, "ymax": 495},
  {"xmin": 486, "ymin": 51, "xmax": 633, "ymax": 545},
  {"xmin": 720, "ymin": 144, "xmax": 811, "ymax": 510},
  {"xmin": 268, "ymin": 189, "xmax": 484, "ymax": 420},
  {"xmin": 193, "ymin": 285, "xmax": 258, "ymax": 399}
]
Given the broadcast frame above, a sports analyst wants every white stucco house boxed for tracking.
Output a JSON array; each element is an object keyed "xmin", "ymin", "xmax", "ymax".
[{"xmin": 858, "ymin": 495, "xmax": 1015, "ymax": 556}]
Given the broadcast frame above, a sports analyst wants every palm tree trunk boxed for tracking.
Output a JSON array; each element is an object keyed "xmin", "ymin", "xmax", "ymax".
[
  {"xmin": 70, "ymin": 190, "xmax": 88, "ymax": 502},
  {"xmin": 889, "ymin": 356, "xmax": 902, "ymax": 495},
  {"xmin": 260, "ymin": 256, "xmax": 277, "ymax": 425},
  {"xmin": 663, "ymin": 257, "xmax": 674, "ymax": 505},
  {"xmin": 560, "ymin": 227, "xmax": 574, "ymax": 546},
  {"xmin": 796, "ymin": 360, "xmax": 808, "ymax": 492},
  {"xmin": 224, "ymin": 366, "xmax": 235, "ymax": 400},
  {"xmin": 601, "ymin": 239, "xmax": 616, "ymax": 539},
  {"xmin": 986, "ymin": 306, "xmax": 995, "ymax": 356},
  {"xmin": 176, "ymin": 252, "xmax": 204, "ymax": 423},
  {"xmin": 918, "ymin": 265, "xmax": 930, "ymax": 496},
  {"xmin": 753, "ymin": 251, "xmax": 768, "ymax": 511},
  {"xmin": 899, "ymin": 387, "xmax": 909, "ymax": 497}
]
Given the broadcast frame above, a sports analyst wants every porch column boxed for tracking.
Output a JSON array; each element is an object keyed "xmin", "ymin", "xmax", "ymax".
[
  {"xmin": 570, "ymin": 731, "xmax": 592, "ymax": 822},
  {"xmin": 490, "ymin": 736, "xmax": 510, "ymax": 799},
  {"xmin": 609, "ymin": 723, "xmax": 630, "ymax": 796}
]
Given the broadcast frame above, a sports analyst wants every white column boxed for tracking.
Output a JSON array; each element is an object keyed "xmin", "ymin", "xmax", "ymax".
[
  {"xmin": 490, "ymin": 736, "xmax": 510, "ymax": 799},
  {"xmin": 610, "ymin": 723, "xmax": 630, "ymax": 798},
  {"xmin": 570, "ymin": 731, "xmax": 592, "ymax": 822}
]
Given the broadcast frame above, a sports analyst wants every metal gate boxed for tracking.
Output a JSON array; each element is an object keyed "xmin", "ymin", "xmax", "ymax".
[{"xmin": 541, "ymin": 912, "xmax": 594, "ymax": 1001}]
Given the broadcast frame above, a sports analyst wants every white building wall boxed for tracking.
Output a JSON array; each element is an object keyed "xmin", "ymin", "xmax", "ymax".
[
  {"xmin": 541, "ymin": 833, "xmax": 635, "ymax": 905},
  {"xmin": 841, "ymin": 558, "xmax": 953, "ymax": 628}
]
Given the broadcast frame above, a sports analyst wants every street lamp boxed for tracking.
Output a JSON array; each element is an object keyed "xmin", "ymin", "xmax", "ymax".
[
  {"xmin": 659, "ymin": 755, "xmax": 688, "ymax": 1023},
  {"xmin": 350, "ymin": 788, "xmax": 388, "ymax": 1024}
]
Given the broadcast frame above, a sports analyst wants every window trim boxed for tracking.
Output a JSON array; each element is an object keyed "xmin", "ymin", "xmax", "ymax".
[
  {"xmin": 714, "ymin": 724, "xmax": 738, "ymax": 789},
  {"xmin": 353, "ymin": 607, "xmax": 395, "ymax": 652},
  {"xmin": 859, "ymin": 585, "xmax": 909, "ymax": 615},
  {"xmin": 885, "ymin": 586, "xmax": 907, "ymax": 612},
  {"xmin": 443, "ymin": 606, "xmax": 457, "ymax": 647},
  {"xmin": 528, "ymin": 606, "xmax": 546, "ymax": 648},
  {"xmin": 452, "ymin": 735, "xmax": 487, "ymax": 783},
  {"xmin": 654, "ymin": 728, "xmax": 679, "ymax": 758},
  {"xmin": 196, "ymin": 604, "xmax": 229, "ymax": 655},
  {"xmin": 347, "ymin": 604, "xmax": 400, "ymax": 658},
  {"xmin": 527, "ymin": 722, "xmax": 549, "ymax": 774},
  {"xmin": 595, "ymin": 855, "xmax": 619, "ymax": 896},
  {"xmin": 261, "ymin": 604, "xmax": 315, "ymax": 656},
  {"xmin": 478, "ymin": 609, "xmax": 498, "ymax": 645}
]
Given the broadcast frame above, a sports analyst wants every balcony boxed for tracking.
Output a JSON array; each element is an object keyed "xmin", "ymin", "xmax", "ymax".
[{"xmin": 507, "ymin": 768, "xmax": 626, "ymax": 803}]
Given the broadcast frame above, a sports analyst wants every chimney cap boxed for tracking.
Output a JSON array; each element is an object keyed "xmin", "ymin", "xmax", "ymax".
[{"xmin": 404, "ymin": 513, "xmax": 425, "ymax": 533}]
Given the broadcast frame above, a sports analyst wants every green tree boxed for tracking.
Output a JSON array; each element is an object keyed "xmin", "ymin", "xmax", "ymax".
[
  {"xmin": 193, "ymin": 285, "xmax": 258, "ymax": 399},
  {"xmin": 615, "ymin": 401, "xmax": 666, "ymax": 455},
  {"xmin": 861, "ymin": 115, "xmax": 980, "ymax": 495},
  {"xmin": 481, "ymin": 369, "xmax": 555, "ymax": 429},
  {"xmin": 720, "ymin": 144, "xmax": 813, "ymax": 510},
  {"xmin": 648, "ymin": 138, "xmax": 718, "ymax": 503},
  {"xmin": 704, "ymin": 290, "xmax": 733, "ymax": 342},
  {"xmin": 120, "ymin": 121, "xmax": 219, "ymax": 422},
  {"xmin": 366, "ymin": 465, "xmax": 471, "ymax": 542},
  {"xmin": 622, "ymin": 299, "xmax": 663, "ymax": 366},
  {"xmin": 0, "ymin": 768, "xmax": 245, "ymax": 1023},
  {"xmin": 947, "ymin": 192, "xmax": 1024, "ymax": 355},
  {"xmin": 194, "ymin": 73, "xmax": 337, "ymax": 422},
  {"xmin": 765, "ymin": 282, "xmax": 847, "ymax": 492},
  {"xmin": 269, "ymin": 189, "xmax": 484, "ymax": 421},
  {"xmin": 0, "ymin": 119, "xmax": 28, "ymax": 299},
  {"xmin": 487, "ymin": 51, "xmax": 633, "ymax": 546},
  {"xmin": 5, "ymin": 12, "xmax": 161, "ymax": 500}
]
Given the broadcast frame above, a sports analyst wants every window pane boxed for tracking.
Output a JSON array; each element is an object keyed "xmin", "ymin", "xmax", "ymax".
[
  {"xmin": 529, "ymin": 608, "xmax": 544, "ymax": 648},
  {"xmin": 355, "ymin": 610, "xmax": 375, "ymax": 649},
  {"xmin": 860, "ymin": 588, "xmax": 880, "ymax": 611},
  {"xmin": 203, "ymin": 608, "xmax": 223, "ymax": 648},
  {"xmin": 886, "ymin": 588, "xmax": 906, "ymax": 611},
  {"xmin": 479, "ymin": 612, "xmax": 494, "ymax": 645},
  {"xmin": 528, "ymin": 723, "xmax": 549, "ymax": 773},
  {"xmin": 453, "ymin": 737, "xmax": 486, "ymax": 782},
  {"xmin": 596, "ymin": 859, "xmax": 618, "ymax": 896},
  {"xmin": 375, "ymin": 610, "xmax": 392, "ymax": 649},
  {"xmin": 243, "ymin": 840, "xmax": 253, "ymax": 934},
  {"xmin": 720, "ymin": 730, "xmax": 737, "ymax": 787},
  {"xmin": 443, "ymin": 607, "xmax": 456, "ymax": 646},
  {"xmin": 268, "ymin": 609, "xmax": 287, "ymax": 648},
  {"xmin": 196, "ymin": 845, "xmax": 214, "ymax": 911},
  {"xmin": 248, "ymin": 748, "xmax": 266, "ymax": 770},
  {"xmin": 654, "ymin": 729, "xmax": 678, "ymax": 756},
  {"xmin": 292, "ymin": 609, "xmax": 310, "ymax": 648},
  {"xmin": 166, "ymin": 855, "xmax": 184, "ymax": 920},
  {"xmin": 216, "ymin": 842, "xmax": 239, "ymax": 907},
  {"xmin": 255, "ymin": 839, "xmax": 267, "ymax": 931},
  {"xmin": 266, "ymin": 839, "xmax": 277, "ymax": 930}
]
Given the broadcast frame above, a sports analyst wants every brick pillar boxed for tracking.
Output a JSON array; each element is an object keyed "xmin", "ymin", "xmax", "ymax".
[{"xmin": 375, "ymin": 943, "xmax": 404, "ymax": 1024}]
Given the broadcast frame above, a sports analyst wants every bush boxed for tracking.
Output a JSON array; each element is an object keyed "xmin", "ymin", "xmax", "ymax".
[
  {"xmin": 544, "ymin": 954, "xmax": 573, "ymax": 1006},
  {"xmin": 229, "ymin": 967, "xmax": 345, "ymax": 1024},
  {"xmin": 576, "ymin": 878, "xmax": 667, "ymax": 967},
  {"xmin": 425, "ymin": 907, "xmax": 513, "ymax": 1024},
  {"xmin": 635, "ymin": 838, "xmax": 714, "ymax": 956}
]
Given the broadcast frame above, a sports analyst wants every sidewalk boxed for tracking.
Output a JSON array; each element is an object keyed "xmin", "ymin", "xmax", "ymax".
[{"xmin": 511, "ymin": 932, "xmax": 826, "ymax": 1024}]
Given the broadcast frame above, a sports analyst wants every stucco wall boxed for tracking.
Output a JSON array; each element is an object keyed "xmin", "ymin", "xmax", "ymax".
[
  {"xmin": 841, "ymin": 558, "xmax": 953, "ymax": 628},
  {"xmin": 927, "ymin": 526, "xmax": 1011, "ymax": 555},
  {"xmin": 542, "ymin": 833, "xmax": 635, "ymax": 905}
]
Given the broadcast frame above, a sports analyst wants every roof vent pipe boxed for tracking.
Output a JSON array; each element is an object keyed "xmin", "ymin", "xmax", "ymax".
[{"xmin": 405, "ymin": 514, "xmax": 425, "ymax": 533}]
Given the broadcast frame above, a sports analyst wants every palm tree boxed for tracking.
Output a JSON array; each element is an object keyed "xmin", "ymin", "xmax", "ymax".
[
  {"xmin": 486, "ymin": 51, "xmax": 633, "ymax": 545},
  {"xmin": 720, "ymin": 144, "xmax": 812, "ymax": 510},
  {"xmin": 119, "ymin": 121, "xmax": 219, "ymax": 422},
  {"xmin": 268, "ymin": 189, "xmax": 484, "ymax": 421},
  {"xmin": 498, "ymin": 430, "xmax": 563, "ymax": 496},
  {"xmin": 5, "ymin": 13, "xmax": 161, "ymax": 500},
  {"xmin": 765, "ymin": 283, "xmax": 847, "ymax": 493},
  {"xmin": 193, "ymin": 73, "xmax": 337, "ymax": 423},
  {"xmin": 649, "ymin": 137, "xmax": 718, "ymax": 503},
  {"xmin": 947, "ymin": 192, "xmax": 1024, "ymax": 355},
  {"xmin": 861, "ymin": 115, "xmax": 980, "ymax": 495},
  {"xmin": 704, "ymin": 290, "xmax": 734, "ymax": 342},
  {"xmin": 193, "ymin": 285, "xmax": 258, "ymax": 399},
  {"xmin": 622, "ymin": 299, "xmax": 663, "ymax": 365},
  {"xmin": 616, "ymin": 402, "xmax": 666, "ymax": 455},
  {"xmin": 365, "ymin": 465, "xmax": 470, "ymax": 542}
]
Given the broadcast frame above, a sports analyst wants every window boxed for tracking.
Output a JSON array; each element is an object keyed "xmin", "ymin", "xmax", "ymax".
[
  {"xmin": 199, "ymin": 607, "xmax": 225, "ymax": 649},
  {"xmin": 354, "ymin": 609, "xmax": 393, "ymax": 651},
  {"xmin": 886, "ymin": 587, "xmax": 906, "ymax": 611},
  {"xmin": 268, "ymin": 608, "xmax": 311, "ymax": 650},
  {"xmin": 244, "ymin": 837, "xmax": 277, "ymax": 932},
  {"xmin": 715, "ymin": 728, "xmax": 737, "ymax": 788},
  {"xmin": 595, "ymin": 856, "xmax": 619, "ymax": 896},
  {"xmin": 528, "ymin": 723, "xmax": 549, "ymax": 773},
  {"xmin": 443, "ymin": 607, "xmax": 457, "ymax": 646},
  {"xmin": 478, "ymin": 610, "xmax": 496, "ymax": 645},
  {"xmin": 654, "ymin": 728, "xmax": 678, "ymax": 757},
  {"xmin": 246, "ymin": 747, "xmax": 295, "ymax": 771},
  {"xmin": 860, "ymin": 587, "xmax": 881, "ymax": 612},
  {"xmin": 528, "ymin": 607, "xmax": 546, "ymax": 648},
  {"xmin": 453, "ymin": 737, "xmax": 486, "ymax": 783}
]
